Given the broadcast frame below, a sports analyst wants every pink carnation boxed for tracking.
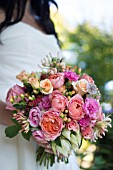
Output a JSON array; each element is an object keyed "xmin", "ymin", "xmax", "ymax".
[
  {"xmin": 79, "ymin": 115, "xmax": 90, "ymax": 129},
  {"xmin": 64, "ymin": 71, "xmax": 80, "ymax": 81},
  {"xmin": 83, "ymin": 98, "xmax": 100, "ymax": 118}
]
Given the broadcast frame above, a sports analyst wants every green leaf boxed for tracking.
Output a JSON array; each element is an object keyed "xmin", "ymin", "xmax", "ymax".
[
  {"xmin": 13, "ymin": 101, "xmax": 27, "ymax": 109},
  {"xmin": 54, "ymin": 137, "xmax": 62, "ymax": 147},
  {"xmin": 21, "ymin": 131, "xmax": 32, "ymax": 141},
  {"xmin": 11, "ymin": 118, "xmax": 19, "ymax": 125},
  {"xmin": 5, "ymin": 124, "xmax": 21, "ymax": 138}
]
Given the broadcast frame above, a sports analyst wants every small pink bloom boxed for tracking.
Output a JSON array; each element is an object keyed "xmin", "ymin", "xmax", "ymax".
[
  {"xmin": 29, "ymin": 106, "xmax": 41, "ymax": 127},
  {"xmin": 6, "ymin": 84, "xmax": 25, "ymax": 110},
  {"xmin": 80, "ymin": 73, "xmax": 94, "ymax": 84},
  {"xmin": 40, "ymin": 110, "xmax": 64, "ymax": 141},
  {"xmin": 81, "ymin": 126, "xmax": 94, "ymax": 140},
  {"xmin": 49, "ymin": 90, "xmax": 67, "ymax": 111},
  {"xmin": 66, "ymin": 120, "xmax": 79, "ymax": 132},
  {"xmin": 79, "ymin": 115, "xmax": 90, "ymax": 128},
  {"xmin": 83, "ymin": 98, "xmax": 100, "ymax": 118},
  {"xmin": 68, "ymin": 94, "xmax": 84, "ymax": 120},
  {"xmin": 49, "ymin": 73, "xmax": 64, "ymax": 89}
]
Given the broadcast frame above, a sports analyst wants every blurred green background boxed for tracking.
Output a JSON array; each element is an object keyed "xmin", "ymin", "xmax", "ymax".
[{"xmin": 51, "ymin": 2, "xmax": 113, "ymax": 169}]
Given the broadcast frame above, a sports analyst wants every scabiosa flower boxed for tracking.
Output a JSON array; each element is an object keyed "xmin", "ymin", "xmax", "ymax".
[
  {"xmin": 64, "ymin": 71, "xmax": 80, "ymax": 81},
  {"xmin": 83, "ymin": 98, "xmax": 100, "ymax": 118},
  {"xmin": 87, "ymin": 83, "xmax": 97, "ymax": 95},
  {"xmin": 39, "ymin": 96, "xmax": 51, "ymax": 111}
]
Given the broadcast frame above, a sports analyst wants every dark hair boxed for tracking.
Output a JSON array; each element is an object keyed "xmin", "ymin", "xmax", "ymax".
[{"xmin": 0, "ymin": 0, "xmax": 59, "ymax": 41}]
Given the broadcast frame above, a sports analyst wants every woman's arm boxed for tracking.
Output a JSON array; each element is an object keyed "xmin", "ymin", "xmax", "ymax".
[{"xmin": 0, "ymin": 101, "xmax": 14, "ymax": 126}]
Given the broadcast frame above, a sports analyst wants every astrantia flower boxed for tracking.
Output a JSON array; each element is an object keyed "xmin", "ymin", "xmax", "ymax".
[
  {"xmin": 83, "ymin": 98, "xmax": 100, "ymax": 118},
  {"xmin": 65, "ymin": 71, "xmax": 80, "ymax": 81},
  {"xmin": 87, "ymin": 83, "xmax": 97, "ymax": 95}
]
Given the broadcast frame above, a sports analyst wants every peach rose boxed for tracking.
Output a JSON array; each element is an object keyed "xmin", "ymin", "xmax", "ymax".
[
  {"xmin": 80, "ymin": 73, "xmax": 94, "ymax": 84},
  {"xmin": 68, "ymin": 94, "xmax": 84, "ymax": 120},
  {"xmin": 49, "ymin": 73, "xmax": 64, "ymax": 89},
  {"xmin": 81, "ymin": 126, "xmax": 94, "ymax": 140},
  {"xmin": 28, "ymin": 77, "xmax": 39, "ymax": 89},
  {"xmin": 40, "ymin": 110, "xmax": 64, "ymax": 141},
  {"xmin": 49, "ymin": 90, "xmax": 67, "ymax": 111},
  {"xmin": 40, "ymin": 79, "xmax": 53, "ymax": 94},
  {"xmin": 16, "ymin": 71, "xmax": 29, "ymax": 82},
  {"xmin": 72, "ymin": 79, "xmax": 88, "ymax": 96}
]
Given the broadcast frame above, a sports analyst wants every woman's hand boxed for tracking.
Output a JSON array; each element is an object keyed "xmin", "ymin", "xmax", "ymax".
[{"xmin": 0, "ymin": 101, "xmax": 14, "ymax": 126}]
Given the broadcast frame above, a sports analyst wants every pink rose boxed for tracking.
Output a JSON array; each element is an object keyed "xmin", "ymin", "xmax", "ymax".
[
  {"xmin": 32, "ymin": 130, "xmax": 48, "ymax": 144},
  {"xmin": 29, "ymin": 106, "xmax": 41, "ymax": 127},
  {"xmin": 6, "ymin": 84, "xmax": 25, "ymax": 110},
  {"xmin": 49, "ymin": 90, "xmax": 67, "ymax": 111},
  {"xmin": 68, "ymin": 94, "xmax": 84, "ymax": 120},
  {"xmin": 81, "ymin": 126, "xmax": 94, "ymax": 140},
  {"xmin": 49, "ymin": 73, "xmax": 64, "ymax": 89},
  {"xmin": 66, "ymin": 120, "xmax": 79, "ymax": 132},
  {"xmin": 80, "ymin": 74, "xmax": 94, "ymax": 84},
  {"xmin": 40, "ymin": 110, "xmax": 64, "ymax": 141}
]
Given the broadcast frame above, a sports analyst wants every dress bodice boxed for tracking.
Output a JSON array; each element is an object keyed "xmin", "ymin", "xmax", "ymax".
[{"xmin": 0, "ymin": 22, "xmax": 60, "ymax": 101}]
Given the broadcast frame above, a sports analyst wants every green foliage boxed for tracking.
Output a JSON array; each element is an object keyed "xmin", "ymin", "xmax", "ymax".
[
  {"xmin": 5, "ymin": 124, "xmax": 21, "ymax": 138},
  {"xmin": 21, "ymin": 131, "xmax": 32, "ymax": 141},
  {"xmin": 13, "ymin": 101, "xmax": 27, "ymax": 109}
]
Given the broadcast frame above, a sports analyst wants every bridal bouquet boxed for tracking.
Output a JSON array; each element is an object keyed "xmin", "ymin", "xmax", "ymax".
[{"xmin": 5, "ymin": 56, "xmax": 111, "ymax": 169}]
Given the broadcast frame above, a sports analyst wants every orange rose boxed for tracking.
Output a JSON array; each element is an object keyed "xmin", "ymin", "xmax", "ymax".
[
  {"xmin": 40, "ymin": 79, "xmax": 53, "ymax": 94},
  {"xmin": 40, "ymin": 110, "xmax": 63, "ymax": 141}
]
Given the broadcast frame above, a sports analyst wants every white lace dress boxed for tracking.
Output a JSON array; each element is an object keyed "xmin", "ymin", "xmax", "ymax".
[{"xmin": 0, "ymin": 22, "xmax": 80, "ymax": 170}]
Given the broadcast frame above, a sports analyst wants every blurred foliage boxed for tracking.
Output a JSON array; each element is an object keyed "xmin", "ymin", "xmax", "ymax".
[
  {"xmin": 66, "ymin": 23, "xmax": 113, "ymax": 105},
  {"xmin": 65, "ymin": 22, "xmax": 113, "ymax": 170}
]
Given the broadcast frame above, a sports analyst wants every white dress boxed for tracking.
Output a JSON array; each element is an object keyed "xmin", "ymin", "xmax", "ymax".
[{"xmin": 0, "ymin": 22, "xmax": 79, "ymax": 170}]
